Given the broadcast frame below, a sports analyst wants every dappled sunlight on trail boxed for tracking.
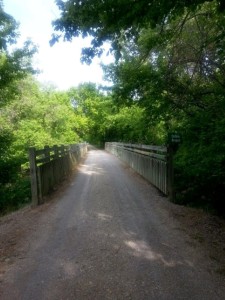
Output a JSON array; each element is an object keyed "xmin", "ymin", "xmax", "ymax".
[{"xmin": 124, "ymin": 239, "xmax": 194, "ymax": 268}]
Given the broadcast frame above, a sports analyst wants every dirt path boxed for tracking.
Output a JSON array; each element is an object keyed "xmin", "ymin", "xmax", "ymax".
[{"xmin": 0, "ymin": 150, "xmax": 225, "ymax": 299}]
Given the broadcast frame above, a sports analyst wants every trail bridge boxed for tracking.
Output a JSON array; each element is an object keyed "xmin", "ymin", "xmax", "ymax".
[
  {"xmin": 28, "ymin": 142, "xmax": 173, "ymax": 206},
  {"xmin": 0, "ymin": 145, "xmax": 224, "ymax": 299}
]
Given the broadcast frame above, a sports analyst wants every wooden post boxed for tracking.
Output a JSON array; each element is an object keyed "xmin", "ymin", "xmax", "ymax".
[
  {"xmin": 29, "ymin": 147, "xmax": 38, "ymax": 207},
  {"xmin": 37, "ymin": 167, "xmax": 43, "ymax": 204},
  {"xmin": 61, "ymin": 145, "xmax": 65, "ymax": 156},
  {"xmin": 167, "ymin": 145, "xmax": 174, "ymax": 201},
  {"xmin": 53, "ymin": 145, "xmax": 59, "ymax": 159},
  {"xmin": 44, "ymin": 146, "xmax": 50, "ymax": 162}
]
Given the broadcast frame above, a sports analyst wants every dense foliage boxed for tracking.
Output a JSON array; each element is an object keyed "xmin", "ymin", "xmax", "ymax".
[
  {"xmin": 0, "ymin": 2, "xmax": 38, "ymax": 213},
  {"xmin": 52, "ymin": 0, "xmax": 225, "ymax": 63}
]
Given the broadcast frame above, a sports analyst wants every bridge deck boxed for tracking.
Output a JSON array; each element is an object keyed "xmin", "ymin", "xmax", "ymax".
[{"xmin": 0, "ymin": 150, "xmax": 224, "ymax": 299}]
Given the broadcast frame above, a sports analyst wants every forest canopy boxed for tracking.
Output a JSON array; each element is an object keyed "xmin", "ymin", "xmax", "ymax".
[{"xmin": 52, "ymin": 0, "xmax": 225, "ymax": 63}]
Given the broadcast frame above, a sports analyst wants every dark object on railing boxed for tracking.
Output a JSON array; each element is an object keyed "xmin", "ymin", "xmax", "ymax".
[
  {"xmin": 168, "ymin": 132, "xmax": 181, "ymax": 153},
  {"xmin": 29, "ymin": 143, "xmax": 88, "ymax": 206},
  {"xmin": 105, "ymin": 142, "xmax": 173, "ymax": 199}
]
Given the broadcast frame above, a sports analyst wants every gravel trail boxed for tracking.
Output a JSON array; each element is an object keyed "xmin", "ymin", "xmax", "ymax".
[{"xmin": 0, "ymin": 150, "xmax": 224, "ymax": 299}]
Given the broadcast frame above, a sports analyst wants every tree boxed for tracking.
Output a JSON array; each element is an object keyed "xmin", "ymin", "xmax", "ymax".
[
  {"xmin": 0, "ymin": 2, "xmax": 37, "ymax": 107},
  {"xmin": 5, "ymin": 78, "xmax": 84, "ymax": 158},
  {"xmin": 52, "ymin": 0, "xmax": 224, "ymax": 63},
  {"xmin": 103, "ymin": 105, "xmax": 165, "ymax": 144},
  {"xmin": 103, "ymin": 1, "xmax": 225, "ymax": 129},
  {"xmin": 0, "ymin": 3, "xmax": 39, "ymax": 213},
  {"xmin": 69, "ymin": 83, "xmax": 113, "ymax": 146}
]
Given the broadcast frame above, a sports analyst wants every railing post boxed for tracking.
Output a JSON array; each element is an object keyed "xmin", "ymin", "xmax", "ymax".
[
  {"xmin": 44, "ymin": 145, "xmax": 50, "ymax": 162},
  {"xmin": 53, "ymin": 145, "xmax": 59, "ymax": 159},
  {"xmin": 60, "ymin": 145, "xmax": 65, "ymax": 156},
  {"xmin": 37, "ymin": 167, "xmax": 43, "ymax": 204},
  {"xmin": 29, "ymin": 147, "xmax": 38, "ymax": 207}
]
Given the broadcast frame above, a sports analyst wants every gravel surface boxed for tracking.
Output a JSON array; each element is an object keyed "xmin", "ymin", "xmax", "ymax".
[{"xmin": 0, "ymin": 149, "xmax": 225, "ymax": 299}]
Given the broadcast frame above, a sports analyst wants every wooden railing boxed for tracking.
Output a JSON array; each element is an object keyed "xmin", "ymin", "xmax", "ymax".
[
  {"xmin": 29, "ymin": 143, "xmax": 88, "ymax": 206},
  {"xmin": 105, "ymin": 142, "xmax": 173, "ymax": 197}
]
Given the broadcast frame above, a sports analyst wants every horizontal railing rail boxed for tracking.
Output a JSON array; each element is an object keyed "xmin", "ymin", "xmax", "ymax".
[
  {"xmin": 115, "ymin": 143, "xmax": 167, "ymax": 161},
  {"xmin": 34, "ymin": 145, "xmax": 70, "ymax": 165}
]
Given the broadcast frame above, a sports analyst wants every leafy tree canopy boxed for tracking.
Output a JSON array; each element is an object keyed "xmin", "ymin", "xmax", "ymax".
[
  {"xmin": 68, "ymin": 83, "xmax": 113, "ymax": 145},
  {"xmin": 104, "ymin": 1, "xmax": 225, "ymax": 116},
  {"xmin": 0, "ymin": 2, "xmax": 37, "ymax": 106},
  {"xmin": 52, "ymin": 0, "xmax": 224, "ymax": 63}
]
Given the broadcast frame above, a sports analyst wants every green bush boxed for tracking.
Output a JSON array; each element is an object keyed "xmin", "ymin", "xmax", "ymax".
[
  {"xmin": 174, "ymin": 111, "xmax": 225, "ymax": 216},
  {"xmin": 0, "ymin": 176, "xmax": 31, "ymax": 215}
]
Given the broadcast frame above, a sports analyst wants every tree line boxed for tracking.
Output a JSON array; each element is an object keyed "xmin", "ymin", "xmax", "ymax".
[{"xmin": 1, "ymin": 0, "xmax": 225, "ymax": 215}]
